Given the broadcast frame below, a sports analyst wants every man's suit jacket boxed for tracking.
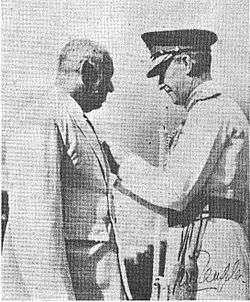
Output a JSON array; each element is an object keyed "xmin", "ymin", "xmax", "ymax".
[{"xmin": 2, "ymin": 86, "xmax": 114, "ymax": 299}]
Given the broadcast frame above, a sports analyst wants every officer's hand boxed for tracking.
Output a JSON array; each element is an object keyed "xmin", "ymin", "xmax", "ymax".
[
  {"xmin": 102, "ymin": 141, "xmax": 120, "ymax": 175},
  {"xmin": 114, "ymin": 179, "xmax": 133, "ymax": 197}
]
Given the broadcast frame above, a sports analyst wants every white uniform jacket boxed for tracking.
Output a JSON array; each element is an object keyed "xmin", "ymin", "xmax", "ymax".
[
  {"xmin": 119, "ymin": 80, "xmax": 249, "ymax": 212},
  {"xmin": 2, "ymin": 86, "xmax": 114, "ymax": 299},
  {"xmin": 118, "ymin": 80, "xmax": 249, "ymax": 299}
]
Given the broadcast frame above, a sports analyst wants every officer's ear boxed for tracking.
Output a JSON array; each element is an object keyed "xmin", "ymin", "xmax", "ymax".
[
  {"xmin": 80, "ymin": 60, "xmax": 99, "ymax": 90},
  {"xmin": 180, "ymin": 53, "xmax": 193, "ymax": 75}
]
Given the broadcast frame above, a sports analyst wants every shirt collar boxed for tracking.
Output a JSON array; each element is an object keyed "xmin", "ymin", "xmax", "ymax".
[{"xmin": 52, "ymin": 85, "xmax": 84, "ymax": 117}]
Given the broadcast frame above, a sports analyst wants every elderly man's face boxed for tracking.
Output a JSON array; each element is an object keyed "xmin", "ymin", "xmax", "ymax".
[
  {"xmin": 159, "ymin": 54, "xmax": 192, "ymax": 106},
  {"xmin": 72, "ymin": 54, "xmax": 114, "ymax": 112}
]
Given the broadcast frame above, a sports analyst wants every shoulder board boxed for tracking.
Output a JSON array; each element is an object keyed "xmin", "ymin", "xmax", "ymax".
[{"xmin": 187, "ymin": 93, "xmax": 221, "ymax": 112}]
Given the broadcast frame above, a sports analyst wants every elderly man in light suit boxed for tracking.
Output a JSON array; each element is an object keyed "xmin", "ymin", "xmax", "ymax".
[{"xmin": 2, "ymin": 39, "xmax": 130, "ymax": 300}]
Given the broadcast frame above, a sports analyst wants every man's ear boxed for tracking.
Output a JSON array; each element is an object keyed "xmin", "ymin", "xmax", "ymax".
[
  {"xmin": 80, "ymin": 60, "xmax": 98, "ymax": 91},
  {"xmin": 180, "ymin": 54, "xmax": 193, "ymax": 75}
]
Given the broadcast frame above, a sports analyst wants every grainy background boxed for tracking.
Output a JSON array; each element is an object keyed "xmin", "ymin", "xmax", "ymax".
[
  {"xmin": 2, "ymin": 0, "xmax": 249, "ymax": 168},
  {"xmin": 1, "ymin": 0, "xmax": 249, "ymax": 266}
]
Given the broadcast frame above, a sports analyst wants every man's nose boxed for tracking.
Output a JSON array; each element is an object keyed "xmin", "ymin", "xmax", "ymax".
[{"xmin": 108, "ymin": 81, "xmax": 114, "ymax": 93}]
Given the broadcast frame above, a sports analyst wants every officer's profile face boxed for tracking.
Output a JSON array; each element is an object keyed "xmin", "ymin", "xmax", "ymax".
[
  {"xmin": 72, "ymin": 55, "xmax": 114, "ymax": 113},
  {"xmin": 160, "ymin": 54, "xmax": 193, "ymax": 106}
]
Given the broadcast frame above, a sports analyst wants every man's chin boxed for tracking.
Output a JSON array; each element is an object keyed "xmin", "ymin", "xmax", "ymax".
[
  {"xmin": 93, "ymin": 103, "xmax": 103, "ymax": 110},
  {"xmin": 91, "ymin": 100, "xmax": 107, "ymax": 111},
  {"xmin": 84, "ymin": 103, "xmax": 103, "ymax": 113}
]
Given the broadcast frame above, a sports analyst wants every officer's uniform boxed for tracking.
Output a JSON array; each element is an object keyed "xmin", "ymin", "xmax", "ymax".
[{"xmin": 118, "ymin": 30, "xmax": 249, "ymax": 299}]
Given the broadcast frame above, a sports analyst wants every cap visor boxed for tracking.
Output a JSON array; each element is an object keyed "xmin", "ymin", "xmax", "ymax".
[{"xmin": 147, "ymin": 64, "xmax": 161, "ymax": 78}]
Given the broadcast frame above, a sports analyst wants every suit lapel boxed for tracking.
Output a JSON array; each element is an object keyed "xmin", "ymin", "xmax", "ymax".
[
  {"xmin": 57, "ymin": 86, "xmax": 109, "ymax": 185},
  {"xmin": 74, "ymin": 114, "xmax": 109, "ymax": 184}
]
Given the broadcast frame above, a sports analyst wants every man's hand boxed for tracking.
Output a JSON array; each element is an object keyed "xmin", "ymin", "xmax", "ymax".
[
  {"xmin": 114, "ymin": 178, "xmax": 130, "ymax": 195},
  {"xmin": 102, "ymin": 141, "xmax": 120, "ymax": 175}
]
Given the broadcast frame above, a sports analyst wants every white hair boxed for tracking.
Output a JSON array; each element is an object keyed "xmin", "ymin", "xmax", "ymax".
[{"xmin": 58, "ymin": 39, "xmax": 109, "ymax": 74}]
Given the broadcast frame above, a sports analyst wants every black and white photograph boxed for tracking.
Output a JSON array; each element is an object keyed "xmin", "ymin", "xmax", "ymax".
[{"xmin": 1, "ymin": 0, "xmax": 249, "ymax": 300}]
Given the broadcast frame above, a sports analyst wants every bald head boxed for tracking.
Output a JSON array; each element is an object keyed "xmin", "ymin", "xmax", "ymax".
[{"xmin": 56, "ymin": 39, "xmax": 114, "ymax": 113}]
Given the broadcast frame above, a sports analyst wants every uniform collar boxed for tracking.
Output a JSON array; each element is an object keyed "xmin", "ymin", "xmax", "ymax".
[{"xmin": 186, "ymin": 80, "xmax": 221, "ymax": 111}]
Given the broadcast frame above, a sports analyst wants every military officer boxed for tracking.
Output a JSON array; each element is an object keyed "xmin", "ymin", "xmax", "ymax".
[{"xmin": 107, "ymin": 29, "xmax": 249, "ymax": 299}]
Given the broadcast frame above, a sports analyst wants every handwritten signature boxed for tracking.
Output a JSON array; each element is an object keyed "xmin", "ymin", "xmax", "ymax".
[
  {"xmin": 196, "ymin": 250, "xmax": 246, "ymax": 292},
  {"xmin": 172, "ymin": 249, "xmax": 247, "ymax": 294}
]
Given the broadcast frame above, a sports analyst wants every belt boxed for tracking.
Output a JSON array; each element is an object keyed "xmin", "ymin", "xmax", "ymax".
[
  {"xmin": 207, "ymin": 196, "xmax": 246, "ymax": 223},
  {"xmin": 168, "ymin": 196, "xmax": 246, "ymax": 227}
]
